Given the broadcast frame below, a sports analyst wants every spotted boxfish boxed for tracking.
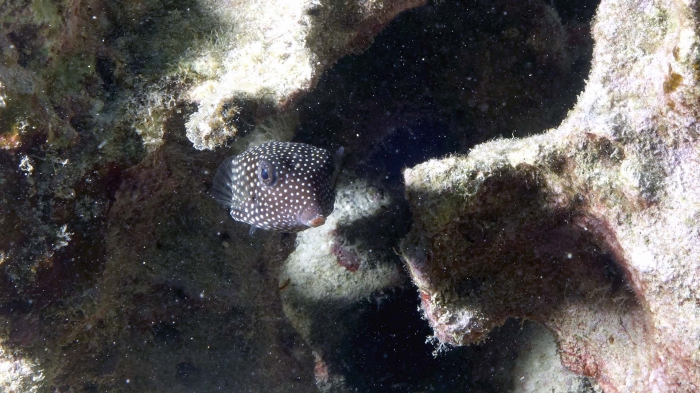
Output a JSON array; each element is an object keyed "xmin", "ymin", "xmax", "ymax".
[{"xmin": 212, "ymin": 142, "xmax": 341, "ymax": 233}]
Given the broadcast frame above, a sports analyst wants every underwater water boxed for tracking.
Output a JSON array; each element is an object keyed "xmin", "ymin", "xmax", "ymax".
[{"xmin": 8, "ymin": 0, "xmax": 680, "ymax": 391}]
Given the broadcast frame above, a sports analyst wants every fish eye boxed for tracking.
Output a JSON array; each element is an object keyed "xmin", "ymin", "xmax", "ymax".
[{"xmin": 258, "ymin": 160, "xmax": 277, "ymax": 187}]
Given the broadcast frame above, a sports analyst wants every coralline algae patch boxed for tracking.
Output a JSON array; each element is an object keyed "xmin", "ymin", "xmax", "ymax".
[{"xmin": 329, "ymin": 232, "xmax": 362, "ymax": 272}]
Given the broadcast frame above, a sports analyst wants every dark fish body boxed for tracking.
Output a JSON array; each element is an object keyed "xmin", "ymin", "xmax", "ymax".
[{"xmin": 212, "ymin": 142, "xmax": 337, "ymax": 232}]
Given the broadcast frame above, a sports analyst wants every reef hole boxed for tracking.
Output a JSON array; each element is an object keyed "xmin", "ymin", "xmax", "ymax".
[{"xmin": 296, "ymin": 0, "xmax": 597, "ymax": 158}]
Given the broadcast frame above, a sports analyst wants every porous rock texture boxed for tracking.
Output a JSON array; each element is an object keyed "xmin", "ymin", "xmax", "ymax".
[
  {"xmin": 0, "ymin": 0, "xmax": 425, "ymax": 391},
  {"xmin": 401, "ymin": 0, "xmax": 700, "ymax": 392},
  {"xmin": 279, "ymin": 175, "xmax": 408, "ymax": 391},
  {"xmin": 4, "ymin": 0, "xmax": 696, "ymax": 391},
  {"xmin": 185, "ymin": 0, "xmax": 427, "ymax": 150}
]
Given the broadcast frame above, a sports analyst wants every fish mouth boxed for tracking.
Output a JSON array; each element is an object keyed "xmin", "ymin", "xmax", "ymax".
[
  {"xmin": 299, "ymin": 209, "xmax": 326, "ymax": 228},
  {"xmin": 307, "ymin": 216, "xmax": 326, "ymax": 227}
]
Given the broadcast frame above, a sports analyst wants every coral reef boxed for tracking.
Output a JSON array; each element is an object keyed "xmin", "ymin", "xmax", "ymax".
[
  {"xmin": 279, "ymin": 175, "xmax": 408, "ymax": 389},
  {"xmin": 185, "ymin": 0, "xmax": 427, "ymax": 150},
  {"xmin": 0, "ymin": 0, "xmax": 428, "ymax": 390},
  {"xmin": 507, "ymin": 322, "xmax": 601, "ymax": 393},
  {"xmin": 0, "ymin": 0, "xmax": 139, "ymax": 305},
  {"xmin": 401, "ymin": 0, "xmax": 700, "ymax": 391},
  {"xmin": 5, "ymin": 0, "xmax": 695, "ymax": 391},
  {"xmin": 55, "ymin": 122, "xmax": 318, "ymax": 392}
]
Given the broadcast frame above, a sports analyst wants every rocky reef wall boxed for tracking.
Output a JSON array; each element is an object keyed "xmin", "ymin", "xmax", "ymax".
[
  {"xmin": 401, "ymin": 0, "xmax": 700, "ymax": 391},
  {"xmin": 1, "ymin": 0, "xmax": 697, "ymax": 392}
]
